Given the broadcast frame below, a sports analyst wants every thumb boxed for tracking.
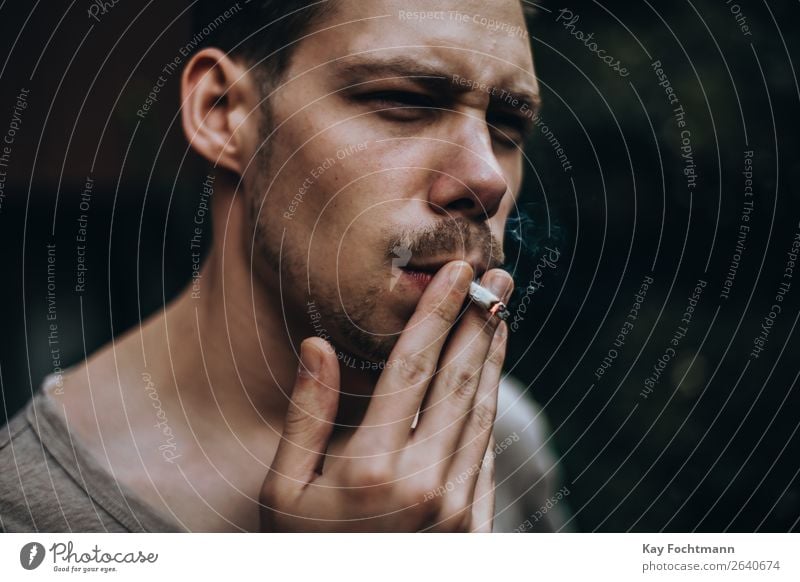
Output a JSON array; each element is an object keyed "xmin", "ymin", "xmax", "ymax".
[{"xmin": 267, "ymin": 337, "xmax": 340, "ymax": 488}]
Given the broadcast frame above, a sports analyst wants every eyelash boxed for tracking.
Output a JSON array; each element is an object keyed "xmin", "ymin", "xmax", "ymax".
[
  {"xmin": 362, "ymin": 91, "xmax": 435, "ymax": 114},
  {"xmin": 360, "ymin": 91, "xmax": 527, "ymax": 147},
  {"xmin": 488, "ymin": 114, "xmax": 528, "ymax": 148}
]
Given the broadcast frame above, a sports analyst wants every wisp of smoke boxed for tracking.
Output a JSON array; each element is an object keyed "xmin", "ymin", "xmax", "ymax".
[{"xmin": 502, "ymin": 202, "xmax": 566, "ymax": 309}]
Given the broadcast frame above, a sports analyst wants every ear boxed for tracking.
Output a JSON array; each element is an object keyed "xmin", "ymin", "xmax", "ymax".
[{"xmin": 180, "ymin": 48, "xmax": 259, "ymax": 175}]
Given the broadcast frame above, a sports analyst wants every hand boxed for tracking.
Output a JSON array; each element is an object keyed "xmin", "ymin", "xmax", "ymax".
[{"xmin": 259, "ymin": 261, "xmax": 513, "ymax": 532}]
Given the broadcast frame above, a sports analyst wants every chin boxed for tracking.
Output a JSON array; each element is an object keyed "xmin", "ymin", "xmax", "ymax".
[
  {"xmin": 312, "ymin": 269, "xmax": 418, "ymax": 363},
  {"xmin": 331, "ymin": 307, "xmax": 405, "ymax": 364}
]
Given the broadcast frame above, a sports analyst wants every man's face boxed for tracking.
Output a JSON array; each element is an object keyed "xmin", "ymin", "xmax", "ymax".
[{"xmin": 244, "ymin": 0, "xmax": 538, "ymax": 363}]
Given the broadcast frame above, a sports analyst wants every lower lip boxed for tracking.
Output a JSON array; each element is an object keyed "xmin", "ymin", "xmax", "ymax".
[{"xmin": 401, "ymin": 269, "xmax": 434, "ymax": 291}]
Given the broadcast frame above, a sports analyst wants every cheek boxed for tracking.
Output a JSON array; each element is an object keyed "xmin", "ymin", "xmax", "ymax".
[{"xmin": 282, "ymin": 128, "xmax": 422, "ymax": 234}]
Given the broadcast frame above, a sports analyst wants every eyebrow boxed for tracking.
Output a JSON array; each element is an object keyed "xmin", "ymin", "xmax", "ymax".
[{"xmin": 333, "ymin": 55, "xmax": 542, "ymax": 119}]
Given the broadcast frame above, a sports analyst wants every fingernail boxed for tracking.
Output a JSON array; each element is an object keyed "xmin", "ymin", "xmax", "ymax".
[
  {"xmin": 298, "ymin": 341, "xmax": 322, "ymax": 378},
  {"xmin": 485, "ymin": 270, "xmax": 514, "ymax": 300},
  {"xmin": 448, "ymin": 261, "xmax": 473, "ymax": 292}
]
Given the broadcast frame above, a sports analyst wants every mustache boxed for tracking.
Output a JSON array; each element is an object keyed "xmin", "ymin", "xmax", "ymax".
[{"xmin": 385, "ymin": 217, "xmax": 505, "ymax": 270}]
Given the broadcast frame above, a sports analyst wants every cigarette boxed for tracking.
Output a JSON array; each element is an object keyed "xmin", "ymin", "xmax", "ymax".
[{"xmin": 468, "ymin": 280, "xmax": 510, "ymax": 321}]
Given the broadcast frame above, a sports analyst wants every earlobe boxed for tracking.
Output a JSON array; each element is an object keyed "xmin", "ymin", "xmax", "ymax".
[{"xmin": 180, "ymin": 48, "xmax": 254, "ymax": 175}]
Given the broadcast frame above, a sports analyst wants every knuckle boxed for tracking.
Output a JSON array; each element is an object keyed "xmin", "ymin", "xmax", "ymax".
[
  {"xmin": 346, "ymin": 461, "xmax": 395, "ymax": 490},
  {"xmin": 486, "ymin": 344, "xmax": 507, "ymax": 369},
  {"xmin": 283, "ymin": 403, "xmax": 315, "ymax": 439},
  {"xmin": 451, "ymin": 368, "xmax": 479, "ymax": 403},
  {"xmin": 399, "ymin": 357, "xmax": 433, "ymax": 389},
  {"xmin": 428, "ymin": 298, "xmax": 457, "ymax": 327},
  {"xmin": 472, "ymin": 402, "xmax": 497, "ymax": 432},
  {"xmin": 283, "ymin": 401, "xmax": 306, "ymax": 427},
  {"xmin": 393, "ymin": 467, "xmax": 442, "ymax": 503}
]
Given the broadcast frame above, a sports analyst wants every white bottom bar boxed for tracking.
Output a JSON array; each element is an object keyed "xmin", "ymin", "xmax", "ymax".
[{"xmin": 2, "ymin": 533, "xmax": 797, "ymax": 581}]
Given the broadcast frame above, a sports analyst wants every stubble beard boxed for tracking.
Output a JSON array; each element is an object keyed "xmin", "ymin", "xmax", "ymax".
[{"xmin": 245, "ymin": 108, "xmax": 401, "ymax": 368}]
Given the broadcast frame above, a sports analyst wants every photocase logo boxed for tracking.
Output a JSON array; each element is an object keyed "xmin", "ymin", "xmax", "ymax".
[
  {"xmin": 390, "ymin": 244, "xmax": 412, "ymax": 290},
  {"xmin": 20, "ymin": 542, "xmax": 46, "ymax": 570}
]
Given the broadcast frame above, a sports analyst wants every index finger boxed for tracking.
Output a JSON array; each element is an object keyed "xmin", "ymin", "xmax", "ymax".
[{"xmin": 354, "ymin": 260, "xmax": 474, "ymax": 451}]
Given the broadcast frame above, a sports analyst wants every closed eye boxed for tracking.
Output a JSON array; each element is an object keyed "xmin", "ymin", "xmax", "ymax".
[
  {"xmin": 356, "ymin": 90, "xmax": 531, "ymax": 147},
  {"xmin": 356, "ymin": 90, "xmax": 438, "ymax": 121},
  {"xmin": 361, "ymin": 90, "xmax": 435, "ymax": 109},
  {"xmin": 487, "ymin": 111, "xmax": 530, "ymax": 148}
]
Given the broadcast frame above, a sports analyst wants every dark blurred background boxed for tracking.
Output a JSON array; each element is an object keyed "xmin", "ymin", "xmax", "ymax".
[{"xmin": 1, "ymin": 1, "xmax": 798, "ymax": 532}]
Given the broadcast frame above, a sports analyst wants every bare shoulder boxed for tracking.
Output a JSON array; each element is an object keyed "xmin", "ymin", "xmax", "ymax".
[{"xmin": 492, "ymin": 374, "xmax": 572, "ymax": 532}]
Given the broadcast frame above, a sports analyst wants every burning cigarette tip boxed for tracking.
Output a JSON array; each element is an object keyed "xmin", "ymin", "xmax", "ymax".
[{"xmin": 468, "ymin": 281, "xmax": 510, "ymax": 321}]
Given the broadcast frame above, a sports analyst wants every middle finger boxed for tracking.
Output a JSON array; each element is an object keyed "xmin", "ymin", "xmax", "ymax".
[{"xmin": 411, "ymin": 268, "xmax": 513, "ymax": 460}]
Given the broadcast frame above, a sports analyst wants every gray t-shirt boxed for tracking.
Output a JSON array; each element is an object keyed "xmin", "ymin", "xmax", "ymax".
[
  {"xmin": 1, "ymin": 375, "xmax": 569, "ymax": 533},
  {"xmin": 0, "ymin": 384, "xmax": 180, "ymax": 533}
]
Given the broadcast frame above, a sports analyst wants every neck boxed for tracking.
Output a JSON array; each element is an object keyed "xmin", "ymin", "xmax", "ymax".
[{"xmin": 142, "ymin": 201, "xmax": 378, "ymax": 436}]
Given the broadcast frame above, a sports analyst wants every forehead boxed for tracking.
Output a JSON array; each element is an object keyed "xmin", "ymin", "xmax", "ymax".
[{"xmin": 298, "ymin": 0, "xmax": 538, "ymax": 95}]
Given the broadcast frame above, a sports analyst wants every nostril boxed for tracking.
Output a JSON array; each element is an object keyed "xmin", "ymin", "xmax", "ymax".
[{"xmin": 447, "ymin": 198, "xmax": 476, "ymax": 212}]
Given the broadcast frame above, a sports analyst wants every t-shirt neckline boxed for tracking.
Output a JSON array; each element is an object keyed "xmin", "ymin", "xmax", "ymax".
[{"xmin": 26, "ymin": 373, "xmax": 185, "ymax": 532}]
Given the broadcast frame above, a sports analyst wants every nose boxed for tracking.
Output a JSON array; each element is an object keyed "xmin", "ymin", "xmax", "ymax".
[{"xmin": 427, "ymin": 119, "xmax": 509, "ymax": 221}]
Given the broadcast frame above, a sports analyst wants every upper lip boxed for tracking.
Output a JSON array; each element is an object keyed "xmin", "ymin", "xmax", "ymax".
[{"xmin": 403, "ymin": 256, "xmax": 490, "ymax": 279}]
